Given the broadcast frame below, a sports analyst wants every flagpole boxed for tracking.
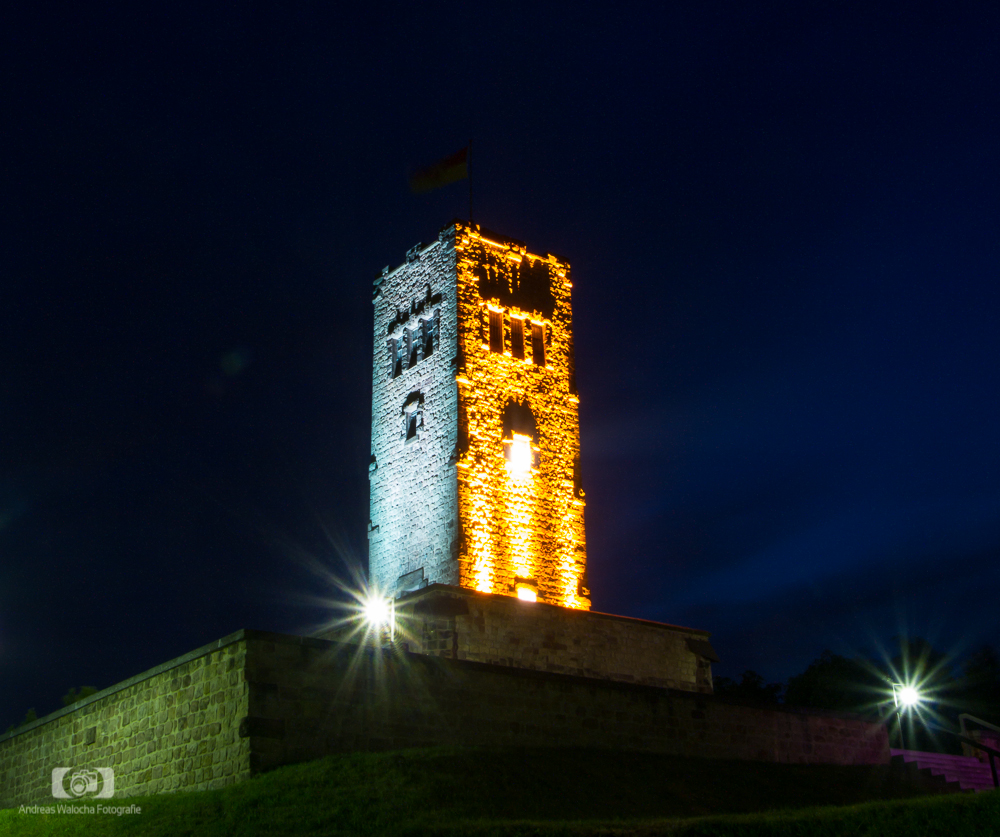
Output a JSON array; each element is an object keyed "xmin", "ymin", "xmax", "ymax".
[{"xmin": 468, "ymin": 139, "xmax": 473, "ymax": 225}]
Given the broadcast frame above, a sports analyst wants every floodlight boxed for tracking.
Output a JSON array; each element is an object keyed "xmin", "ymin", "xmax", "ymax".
[
  {"xmin": 517, "ymin": 587, "xmax": 537, "ymax": 602},
  {"xmin": 891, "ymin": 682, "xmax": 922, "ymax": 710},
  {"xmin": 362, "ymin": 595, "xmax": 391, "ymax": 627}
]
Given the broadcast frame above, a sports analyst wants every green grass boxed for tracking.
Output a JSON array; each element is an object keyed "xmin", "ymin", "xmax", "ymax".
[{"xmin": 1, "ymin": 747, "xmax": 996, "ymax": 836}]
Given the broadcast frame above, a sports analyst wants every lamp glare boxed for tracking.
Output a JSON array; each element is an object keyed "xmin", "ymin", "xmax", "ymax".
[
  {"xmin": 517, "ymin": 587, "xmax": 537, "ymax": 602},
  {"xmin": 362, "ymin": 595, "xmax": 390, "ymax": 627}
]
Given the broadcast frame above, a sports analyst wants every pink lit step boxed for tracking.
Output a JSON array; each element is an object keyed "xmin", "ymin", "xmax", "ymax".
[{"xmin": 891, "ymin": 748, "xmax": 997, "ymax": 792}]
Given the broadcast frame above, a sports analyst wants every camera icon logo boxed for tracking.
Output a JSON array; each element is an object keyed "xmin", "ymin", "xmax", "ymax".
[{"xmin": 51, "ymin": 767, "xmax": 115, "ymax": 799}]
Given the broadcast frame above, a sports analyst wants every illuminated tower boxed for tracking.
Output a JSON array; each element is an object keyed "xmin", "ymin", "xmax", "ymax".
[{"xmin": 368, "ymin": 221, "xmax": 589, "ymax": 609}]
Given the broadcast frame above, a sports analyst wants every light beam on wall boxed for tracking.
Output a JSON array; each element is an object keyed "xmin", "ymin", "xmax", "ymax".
[{"xmin": 506, "ymin": 434, "xmax": 533, "ymax": 478}]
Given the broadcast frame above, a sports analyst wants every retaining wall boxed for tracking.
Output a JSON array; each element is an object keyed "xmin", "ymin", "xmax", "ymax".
[
  {"xmin": 1, "ymin": 629, "xmax": 890, "ymax": 808},
  {"xmin": 244, "ymin": 631, "xmax": 888, "ymax": 774},
  {"xmin": 0, "ymin": 635, "xmax": 249, "ymax": 808},
  {"xmin": 345, "ymin": 585, "xmax": 718, "ymax": 692}
]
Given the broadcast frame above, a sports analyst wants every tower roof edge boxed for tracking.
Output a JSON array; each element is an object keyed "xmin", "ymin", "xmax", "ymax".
[{"xmin": 452, "ymin": 221, "xmax": 570, "ymax": 269}]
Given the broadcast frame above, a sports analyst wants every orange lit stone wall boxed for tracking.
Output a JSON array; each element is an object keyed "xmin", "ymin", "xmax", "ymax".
[{"xmin": 453, "ymin": 223, "xmax": 589, "ymax": 609}]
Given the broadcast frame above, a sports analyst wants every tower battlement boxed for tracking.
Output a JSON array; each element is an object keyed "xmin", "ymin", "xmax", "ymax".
[{"xmin": 369, "ymin": 221, "xmax": 589, "ymax": 608}]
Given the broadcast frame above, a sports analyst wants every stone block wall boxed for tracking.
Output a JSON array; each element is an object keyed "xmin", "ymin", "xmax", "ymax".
[
  {"xmin": 454, "ymin": 224, "xmax": 588, "ymax": 608},
  {"xmin": 2, "ymin": 628, "xmax": 890, "ymax": 808},
  {"xmin": 372, "ymin": 584, "xmax": 716, "ymax": 692},
  {"xmin": 368, "ymin": 230, "xmax": 460, "ymax": 593},
  {"xmin": 0, "ymin": 634, "xmax": 249, "ymax": 808},
  {"xmin": 245, "ymin": 630, "xmax": 888, "ymax": 774}
]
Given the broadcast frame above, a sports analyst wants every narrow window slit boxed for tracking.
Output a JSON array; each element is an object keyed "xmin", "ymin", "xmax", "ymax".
[
  {"xmin": 531, "ymin": 322, "xmax": 546, "ymax": 366},
  {"xmin": 489, "ymin": 310, "xmax": 504, "ymax": 353},
  {"xmin": 511, "ymin": 318, "xmax": 525, "ymax": 359},
  {"xmin": 389, "ymin": 338, "xmax": 402, "ymax": 378},
  {"xmin": 408, "ymin": 328, "xmax": 419, "ymax": 368}
]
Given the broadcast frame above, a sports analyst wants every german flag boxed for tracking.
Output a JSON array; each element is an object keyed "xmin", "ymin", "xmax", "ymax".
[{"xmin": 409, "ymin": 146, "xmax": 469, "ymax": 194}]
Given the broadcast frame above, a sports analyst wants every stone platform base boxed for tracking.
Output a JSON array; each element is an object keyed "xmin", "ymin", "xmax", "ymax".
[
  {"xmin": 329, "ymin": 584, "xmax": 719, "ymax": 693},
  {"xmin": 0, "ymin": 629, "xmax": 890, "ymax": 808}
]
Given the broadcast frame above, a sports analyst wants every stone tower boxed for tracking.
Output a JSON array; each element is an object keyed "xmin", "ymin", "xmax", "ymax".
[{"xmin": 368, "ymin": 221, "xmax": 589, "ymax": 609}]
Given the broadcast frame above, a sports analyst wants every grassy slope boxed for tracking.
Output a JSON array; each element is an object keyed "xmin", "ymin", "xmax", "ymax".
[{"xmin": 1, "ymin": 747, "xmax": 997, "ymax": 836}]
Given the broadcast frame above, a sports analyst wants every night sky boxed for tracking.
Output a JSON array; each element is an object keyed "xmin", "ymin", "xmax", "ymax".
[{"xmin": 3, "ymin": 2, "xmax": 999, "ymax": 727}]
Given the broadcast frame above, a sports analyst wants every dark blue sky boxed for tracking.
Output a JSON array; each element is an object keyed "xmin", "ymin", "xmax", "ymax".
[{"xmin": 3, "ymin": 1, "xmax": 999, "ymax": 726}]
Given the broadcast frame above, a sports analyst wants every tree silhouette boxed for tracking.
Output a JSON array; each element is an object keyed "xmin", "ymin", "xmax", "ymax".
[{"xmin": 714, "ymin": 670, "xmax": 783, "ymax": 707}]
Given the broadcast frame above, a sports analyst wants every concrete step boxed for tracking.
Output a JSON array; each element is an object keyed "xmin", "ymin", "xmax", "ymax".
[{"xmin": 891, "ymin": 749, "xmax": 998, "ymax": 792}]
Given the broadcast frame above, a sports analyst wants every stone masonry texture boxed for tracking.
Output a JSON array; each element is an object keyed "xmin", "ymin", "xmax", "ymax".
[
  {"xmin": 454, "ymin": 225, "xmax": 587, "ymax": 608},
  {"xmin": 0, "ymin": 634, "xmax": 249, "ymax": 809},
  {"xmin": 369, "ymin": 229, "xmax": 460, "ymax": 594},
  {"xmin": 2, "ymin": 629, "xmax": 889, "ymax": 807},
  {"xmin": 369, "ymin": 222, "xmax": 588, "ymax": 608},
  {"xmin": 322, "ymin": 584, "xmax": 716, "ymax": 692},
  {"xmin": 241, "ymin": 630, "xmax": 889, "ymax": 774}
]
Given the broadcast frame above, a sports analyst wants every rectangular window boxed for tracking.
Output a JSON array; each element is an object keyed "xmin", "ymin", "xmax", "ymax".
[
  {"xmin": 489, "ymin": 309, "xmax": 504, "ymax": 353},
  {"xmin": 510, "ymin": 317, "xmax": 525, "ymax": 359},
  {"xmin": 389, "ymin": 338, "xmax": 402, "ymax": 378},
  {"xmin": 407, "ymin": 327, "xmax": 419, "ymax": 368},
  {"xmin": 423, "ymin": 315, "xmax": 436, "ymax": 358},
  {"xmin": 531, "ymin": 322, "xmax": 546, "ymax": 366}
]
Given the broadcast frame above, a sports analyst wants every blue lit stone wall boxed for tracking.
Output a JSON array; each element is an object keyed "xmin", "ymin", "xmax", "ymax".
[{"xmin": 368, "ymin": 228, "xmax": 461, "ymax": 593}]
